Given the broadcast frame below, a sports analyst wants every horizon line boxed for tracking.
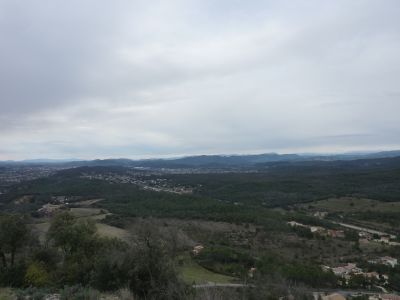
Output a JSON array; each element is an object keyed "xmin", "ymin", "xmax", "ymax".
[{"xmin": 2, "ymin": 148, "xmax": 400, "ymax": 163}]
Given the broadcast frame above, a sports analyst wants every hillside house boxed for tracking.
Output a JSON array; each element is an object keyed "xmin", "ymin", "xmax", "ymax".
[
  {"xmin": 192, "ymin": 245, "xmax": 204, "ymax": 256},
  {"xmin": 332, "ymin": 263, "xmax": 361, "ymax": 278},
  {"xmin": 369, "ymin": 256, "xmax": 398, "ymax": 268}
]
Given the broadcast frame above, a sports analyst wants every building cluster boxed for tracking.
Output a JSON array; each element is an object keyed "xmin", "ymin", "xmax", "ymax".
[
  {"xmin": 81, "ymin": 172, "xmax": 193, "ymax": 194},
  {"xmin": 0, "ymin": 166, "xmax": 57, "ymax": 185},
  {"xmin": 327, "ymin": 262, "xmax": 389, "ymax": 284},
  {"xmin": 322, "ymin": 256, "xmax": 398, "ymax": 288},
  {"xmin": 359, "ymin": 231, "xmax": 400, "ymax": 246}
]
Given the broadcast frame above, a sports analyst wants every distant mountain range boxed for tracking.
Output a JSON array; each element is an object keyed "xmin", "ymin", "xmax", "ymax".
[{"xmin": 1, "ymin": 150, "xmax": 400, "ymax": 169}]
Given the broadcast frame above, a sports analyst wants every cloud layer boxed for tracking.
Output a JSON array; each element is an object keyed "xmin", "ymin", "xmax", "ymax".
[{"xmin": 1, "ymin": 0, "xmax": 399, "ymax": 159}]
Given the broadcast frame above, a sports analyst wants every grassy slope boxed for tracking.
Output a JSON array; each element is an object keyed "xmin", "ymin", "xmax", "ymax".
[
  {"xmin": 178, "ymin": 254, "xmax": 235, "ymax": 284},
  {"xmin": 32, "ymin": 207, "xmax": 130, "ymax": 242}
]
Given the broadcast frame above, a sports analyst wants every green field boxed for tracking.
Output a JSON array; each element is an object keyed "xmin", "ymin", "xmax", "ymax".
[
  {"xmin": 178, "ymin": 254, "xmax": 235, "ymax": 284},
  {"xmin": 69, "ymin": 207, "xmax": 130, "ymax": 240}
]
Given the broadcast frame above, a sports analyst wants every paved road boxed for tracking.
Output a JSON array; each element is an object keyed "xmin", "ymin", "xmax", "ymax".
[{"xmin": 333, "ymin": 221, "xmax": 397, "ymax": 239}]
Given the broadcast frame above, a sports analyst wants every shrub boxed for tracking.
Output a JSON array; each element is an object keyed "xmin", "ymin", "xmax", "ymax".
[{"xmin": 25, "ymin": 262, "xmax": 50, "ymax": 287}]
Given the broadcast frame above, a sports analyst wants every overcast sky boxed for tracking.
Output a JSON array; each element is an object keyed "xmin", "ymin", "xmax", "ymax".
[{"xmin": 1, "ymin": 0, "xmax": 399, "ymax": 160}]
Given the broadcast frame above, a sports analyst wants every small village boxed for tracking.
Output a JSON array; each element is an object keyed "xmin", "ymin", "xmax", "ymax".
[
  {"xmin": 80, "ymin": 172, "xmax": 194, "ymax": 194},
  {"xmin": 0, "ymin": 166, "xmax": 59, "ymax": 188},
  {"xmin": 288, "ymin": 219, "xmax": 399, "ymax": 299},
  {"xmin": 191, "ymin": 241, "xmax": 399, "ymax": 300}
]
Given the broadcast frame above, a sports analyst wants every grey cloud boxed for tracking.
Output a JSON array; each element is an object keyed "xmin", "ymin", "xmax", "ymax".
[{"xmin": 0, "ymin": 0, "xmax": 399, "ymax": 159}]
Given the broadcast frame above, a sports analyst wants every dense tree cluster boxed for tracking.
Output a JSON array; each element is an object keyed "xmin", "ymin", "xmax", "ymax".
[{"xmin": 0, "ymin": 213, "xmax": 190, "ymax": 300}]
